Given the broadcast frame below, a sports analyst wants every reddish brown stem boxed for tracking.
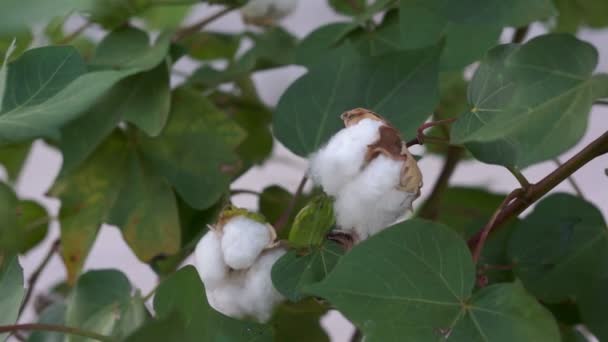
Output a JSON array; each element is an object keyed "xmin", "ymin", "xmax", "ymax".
[
  {"xmin": 468, "ymin": 130, "xmax": 608, "ymax": 251},
  {"xmin": 173, "ymin": 6, "xmax": 235, "ymax": 41},
  {"xmin": 18, "ymin": 239, "xmax": 60, "ymax": 318}
]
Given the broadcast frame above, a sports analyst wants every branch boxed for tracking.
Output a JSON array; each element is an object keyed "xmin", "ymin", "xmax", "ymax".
[
  {"xmin": 553, "ymin": 158, "xmax": 585, "ymax": 199},
  {"xmin": 506, "ymin": 166, "xmax": 531, "ymax": 189},
  {"xmin": 18, "ymin": 239, "xmax": 60, "ymax": 318},
  {"xmin": 0, "ymin": 324, "xmax": 113, "ymax": 342},
  {"xmin": 512, "ymin": 25, "xmax": 529, "ymax": 44},
  {"xmin": 417, "ymin": 146, "xmax": 464, "ymax": 220},
  {"xmin": 173, "ymin": 6, "xmax": 235, "ymax": 41},
  {"xmin": 468, "ymin": 130, "xmax": 608, "ymax": 250},
  {"xmin": 274, "ymin": 175, "xmax": 308, "ymax": 231}
]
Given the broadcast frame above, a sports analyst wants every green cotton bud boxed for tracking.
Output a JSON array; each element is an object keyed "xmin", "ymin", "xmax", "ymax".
[{"xmin": 288, "ymin": 195, "xmax": 336, "ymax": 248}]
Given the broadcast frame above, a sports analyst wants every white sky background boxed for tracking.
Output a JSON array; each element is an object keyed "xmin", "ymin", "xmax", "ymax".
[{"xmin": 7, "ymin": 1, "xmax": 608, "ymax": 341}]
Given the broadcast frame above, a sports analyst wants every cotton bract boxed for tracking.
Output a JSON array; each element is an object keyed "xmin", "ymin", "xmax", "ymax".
[
  {"xmin": 193, "ymin": 214, "xmax": 285, "ymax": 322},
  {"xmin": 241, "ymin": 0, "xmax": 298, "ymax": 25},
  {"xmin": 309, "ymin": 108, "xmax": 423, "ymax": 241}
]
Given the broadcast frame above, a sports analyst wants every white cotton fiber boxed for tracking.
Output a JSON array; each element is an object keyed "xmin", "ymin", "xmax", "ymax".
[
  {"xmin": 194, "ymin": 230, "xmax": 228, "ymax": 290},
  {"xmin": 221, "ymin": 216, "xmax": 272, "ymax": 270},
  {"xmin": 309, "ymin": 118, "xmax": 383, "ymax": 196},
  {"xmin": 241, "ymin": 0, "xmax": 298, "ymax": 22},
  {"xmin": 335, "ymin": 155, "xmax": 418, "ymax": 239}
]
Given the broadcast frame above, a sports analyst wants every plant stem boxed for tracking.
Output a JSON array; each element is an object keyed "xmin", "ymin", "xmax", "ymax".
[
  {"xmin": 553, "ymin": 158, "xmax": 585, "ymax": 199},
  {"xmin": 0, "ymin": 324, "xmax": 113, "ymax": 342},
  {"xmin": 230, "ymin": 189, "xmax": 262, "ymax": 197},
  {"xmin": 18, "ymin": 239, "xmax": 60, "ymax": 318},
  {"xmin": 468, "ymin": 130, "xmax": 608, "ymax": 251},
  {"xmin": 506, "ymin": 166, "xmax": 531, "ymax": 189},
  {"xmin": 595, "ymin": 100, "xmax": 608, "ymax": 106},
  {"xmin": 173, "ymin": 6, "xmax": 235, "ymax": 41},
  {"xmin": 512, "ymin": 26, "xmax": 529, "ymax": 44},
  {"xmin": 417, "ymin": 146, "xmax": 464, "ymax": 220},
  {"xmin": 274, "ymin": 175, "xmax": 308, "ymax": 231},
  {"xmin": 58, "ymin": 21, "xmax": 92, "ymax": 45}
]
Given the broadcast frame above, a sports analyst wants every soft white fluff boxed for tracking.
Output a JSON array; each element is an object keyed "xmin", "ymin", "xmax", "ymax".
[
  {"xmin": 309, "ymin": 118, "xmax": 383, "ymax": 196},
  {"xmin": 221, "ymin": 216, "xmax": 271, "ymax": 270},
  {"xmin": 241, "ymin": 0, "xmax": 298, "ymax": 21},
  {"xmin": 194, "ymin": 230, "xmax": 227, "ymax": 290},
  {"xmin": 193, "ymin": 217, "xmax": 286, "ymax": 323},
  {"xmin": 334, "ymin": 155, "xmax": 418, "ymax": 239}
]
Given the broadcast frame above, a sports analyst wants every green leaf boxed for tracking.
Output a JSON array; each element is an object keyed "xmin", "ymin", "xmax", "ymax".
[
  {"xmin": 153, "ymin": 265, "xmax": 273, "ymax": 341},
  {"xmin": 0, "ymin": 182, "xmax": 49, "ymax": 254},
  {"xmin": 140, "ymin": 3, "xmax": 192, "ymax": 29},
  {"xmin": 592, "ymin": 73, "xmax": 608, "ymax": 99},
  {"xmin": 272, "ymin": 241, "xmax": 343, "ymax": 302},
  {"xmin": 0, "ymin": 141, "xmax": 31, "ymax": 181},
  {"xmin": 295, "ymin": 22, "xmax": 357, "ymax": 66},
  {"xmin": 28, "ymin": 303, "xmax": 67, "ymax": 342},
  {"xmin": 274, "ymin": 44, "xmax": 440, "ymax": 156},
  {"xmin": 508, "ymin": 193, "xmax": 608, "ymax": 340},
  {"xmin": 328, "ymin": 0, "xmax": 366, "ymax": 15},
  {"xmin": 306, "ymin": 219, "xmax": 559, "ymax": 341},
  {"xmin": 122, "ymin": 315, "xmax": 186, "ymax": 342},
  {"xmin": 0, "ymin": 255, "xmax": 24, "ymax": 341},
  {"xmin": 180, "ymin": 32, "xmax": 241, "ymax": 61},
  {"xmin": 270, "ymin": 300, "xmax": 329, "ymax": 342},
  {"xmin": 553, "ymin": 0, "xmax": 608, "ymax": 32},
  {"xmin": 51, "ymin": 131, "xmax": 180, "ymax": 282},
  {"xmin": 0, "ymin": 0, "xmax": 91, "ymax": 35},
  {"xmin": 65, "ymin": 269, "xmax": 145, "ymax": 342},
  {"xmin": 452, "ymin": 34, "xmax": 601, "ymax": 168},
  {"xmin": 288, "ymin": 195, "xmax": 335, "ymax": 248},
  {"xmin": 60, "ymin": 60, "xmax": 171, "ymax": 172},
  {"xmin": 0, "ymin": 31, "xmax": 32, "ymax": 59},
  {"xmin": 139, "ymin": 87, "xmax": 245, "ymax": 209}
]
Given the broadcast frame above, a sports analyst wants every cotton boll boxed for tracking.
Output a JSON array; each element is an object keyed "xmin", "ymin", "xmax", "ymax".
[
  {"xmin": 335, "ymin": 155, "xmax": 418, "ymax": 239},
  {"xmin": 241, "ymin": 248, "xmax": 286, "ymax": 322},
  {"xmin": 194, "ymin": 230, "xmax": 228, "ymax": 290},
  {"xmin": 309, "ymin": 118, "xmax": 383, "ymax": 196},
  {"xmin": 221, "ymin": 216, "xmax": 272, "ymax": 270},
  {"xmin": 241, "ymin": 0, "xmax": 298, "ymax": 24}
]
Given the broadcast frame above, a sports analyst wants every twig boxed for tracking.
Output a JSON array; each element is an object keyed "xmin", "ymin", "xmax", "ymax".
[
  {"xmin": 406, "ymin": 118, "xmax": 456, "ymax": 147},
  {"xmin": 417, "ymin": 146, "xmax": 464, "ymax": 220},
  {"xmin": 0, "ymin": 324, "xmax": 113, "ymax": 342},
  {"xmin": 173, "ymin": 6, "xmax": 235, "ymax": 41},
  {"xmin": 512, "ymin": 26, "xmax": 529, "ymax": 44},
  {"xmin": 472, "ymin": 189, "xmax": 524, "ymax": 263},
  {"xmin": 18, "ymin": 239, "xmax": 60, "ymax": 318},
  {"xmin": 274, "ymin": 175, "xmax": 308, "ymax": 231},
  {"xmin": 468, "ymin": 130, "xmax": 608, "ymax": 250},
  {"xmin": 58, "ymin": 21, "xmax": 92, "ymax": 45},
  {"xmin": 553, "ymin": 158, "xmax": 585, "ymax": 199},
  {"xmin": 506, "ymin": 166, "xmax": 531, "ymax": 190}
]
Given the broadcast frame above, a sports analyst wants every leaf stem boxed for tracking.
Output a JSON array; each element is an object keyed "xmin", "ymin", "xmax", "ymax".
[
  {"xmin": 173, "ymin": 6, "xmax": 235, "ymax": 41},
  {"xmin": 0, "ymin": 324, "xmax": 113, "ymax": 342},
  {"xmin": 18, "ymin": 239, "xmax": 60, "ymax": 318},
  {"xmin": 468, "ymin": 130, "xmax": 608, "ymax": 252},
  {"xmin": 506, "ymin": 166, "xmax": 531, "ymax": 190},
  {"xmin": 274, "ymin": 175, "xmax": 308, "ymax": 231},
  {"xmin": 58, "ymin": 21, "xmax": 92, "ymax": 45},
  {"xmin": 553, "ymin": 158, "xmax": 585, "ymax": 199},
  {"xmin": 511, "ymin": 26, "xmax": 529, "ymax": 44},
  {"xmin": 417, "ymin": 146, "xmax": 464, "ymax": 220},
  {"xmin": 230, "ymin": 189, "xmax": 262, "ymax": 197}
]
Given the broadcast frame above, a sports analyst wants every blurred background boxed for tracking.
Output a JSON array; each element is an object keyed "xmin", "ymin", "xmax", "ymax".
[{"xmin": 5, "ymin": 1, "xmax": 607, "ymax": 340}]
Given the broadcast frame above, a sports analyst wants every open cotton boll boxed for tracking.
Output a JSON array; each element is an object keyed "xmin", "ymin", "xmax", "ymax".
[
  {"xmin": 221, "ymin": 216, "xmax": 272, "ymax": 270},
  {"xmin": 194, "ymin": 230, "xmax": 228, "ymax": 290},
  {"xmin": 335, "ymin": 155, "xmax": 417, "ymax": 239},
  {"xmin": 309, "ymin": 118, "xmax": 383, "ymax": 196},
  {"xmin": 241, "ymin": 0, "xmax": 298, "ymax": 24}
]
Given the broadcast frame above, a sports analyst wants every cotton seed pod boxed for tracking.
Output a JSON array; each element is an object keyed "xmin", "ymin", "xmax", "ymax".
[{"xmin": 241, "ymin": 0, "xmax": 298, "ymax": 26}]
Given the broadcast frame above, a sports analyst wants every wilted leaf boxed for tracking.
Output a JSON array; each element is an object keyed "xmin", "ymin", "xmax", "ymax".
[{"xmin": 307, "ymin": 220, "xmax": 559, "ymax": 341}]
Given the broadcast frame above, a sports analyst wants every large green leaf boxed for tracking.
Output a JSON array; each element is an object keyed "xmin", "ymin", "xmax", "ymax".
[
  {"xmin": 307, "ymin": 219, "xmax": 559, "ymax": 341},
  {"xmin": 122, "ymin": 315, "xmax": 186, "ymax": 342},
  {"xmin": 0, "ymin": 255, "xmax": 24, "ymax": 341},
  {"xmin": 65, "ymin": 269, "xmax": 146, "ymax": 342},
  {"xmin": 294, "ymin": 22, "xmax": 357, "ymax": 66},
  {"xmin": 272, "ymin": 241, "xmax": 343, "ymax": 302},
  {"xmin": 50, "ymin": 131, "xmax": 180, "ymax": 283},
  {"xmin": 451, "ymin": 34, "xmax": 602, "ymax": 168},
  {"xmin": 271, "ymin": 300, "xmax": 329, "ymax": 342},
  {"xmin": 0, "ymin": 0, "xmax": 91, "ymax": 34},
  {"xmin": 0, "ymin": 182, "xmax": 49, "ymax": 254},
  {"xmin": 553, "ymin": 0, "xmax": 608, "ymax": 32},
  {"xmin": 508, "ymin": 193, "xmax": 608, "ymax": 340},
  {"xmin": 139, "ymin": 87, "xmax": 245, "ymax": 209},
  {"xmin": 28, "ymin": 303, "xmax": 67, "ymax": 342},
  {"xmin": 274, "ymin": 44, "xmax": 440, "ymax": 156},
  {"xmin": 153, "ymin": 266, "xmax": 273, "ymax": 341}
]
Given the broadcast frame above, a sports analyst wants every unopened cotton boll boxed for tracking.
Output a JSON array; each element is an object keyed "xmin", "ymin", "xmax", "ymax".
[
  {"xmin": 335, "ymin": 154, "xmax": 419, "ymax": 239},
  {"xmin": 241, "ymin": 0, "xmax": 298, "ymax": 25},
  {"xmin": 309, "ymin": 118, "xmax": 383, "ymax": 196},
  {"xmin": 194, "ymin": 230, "xmax": 228, "ymax": 290},
  {"xmin": 221, "ymin": 216, "xmax": 272, "ymax": 270}
]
